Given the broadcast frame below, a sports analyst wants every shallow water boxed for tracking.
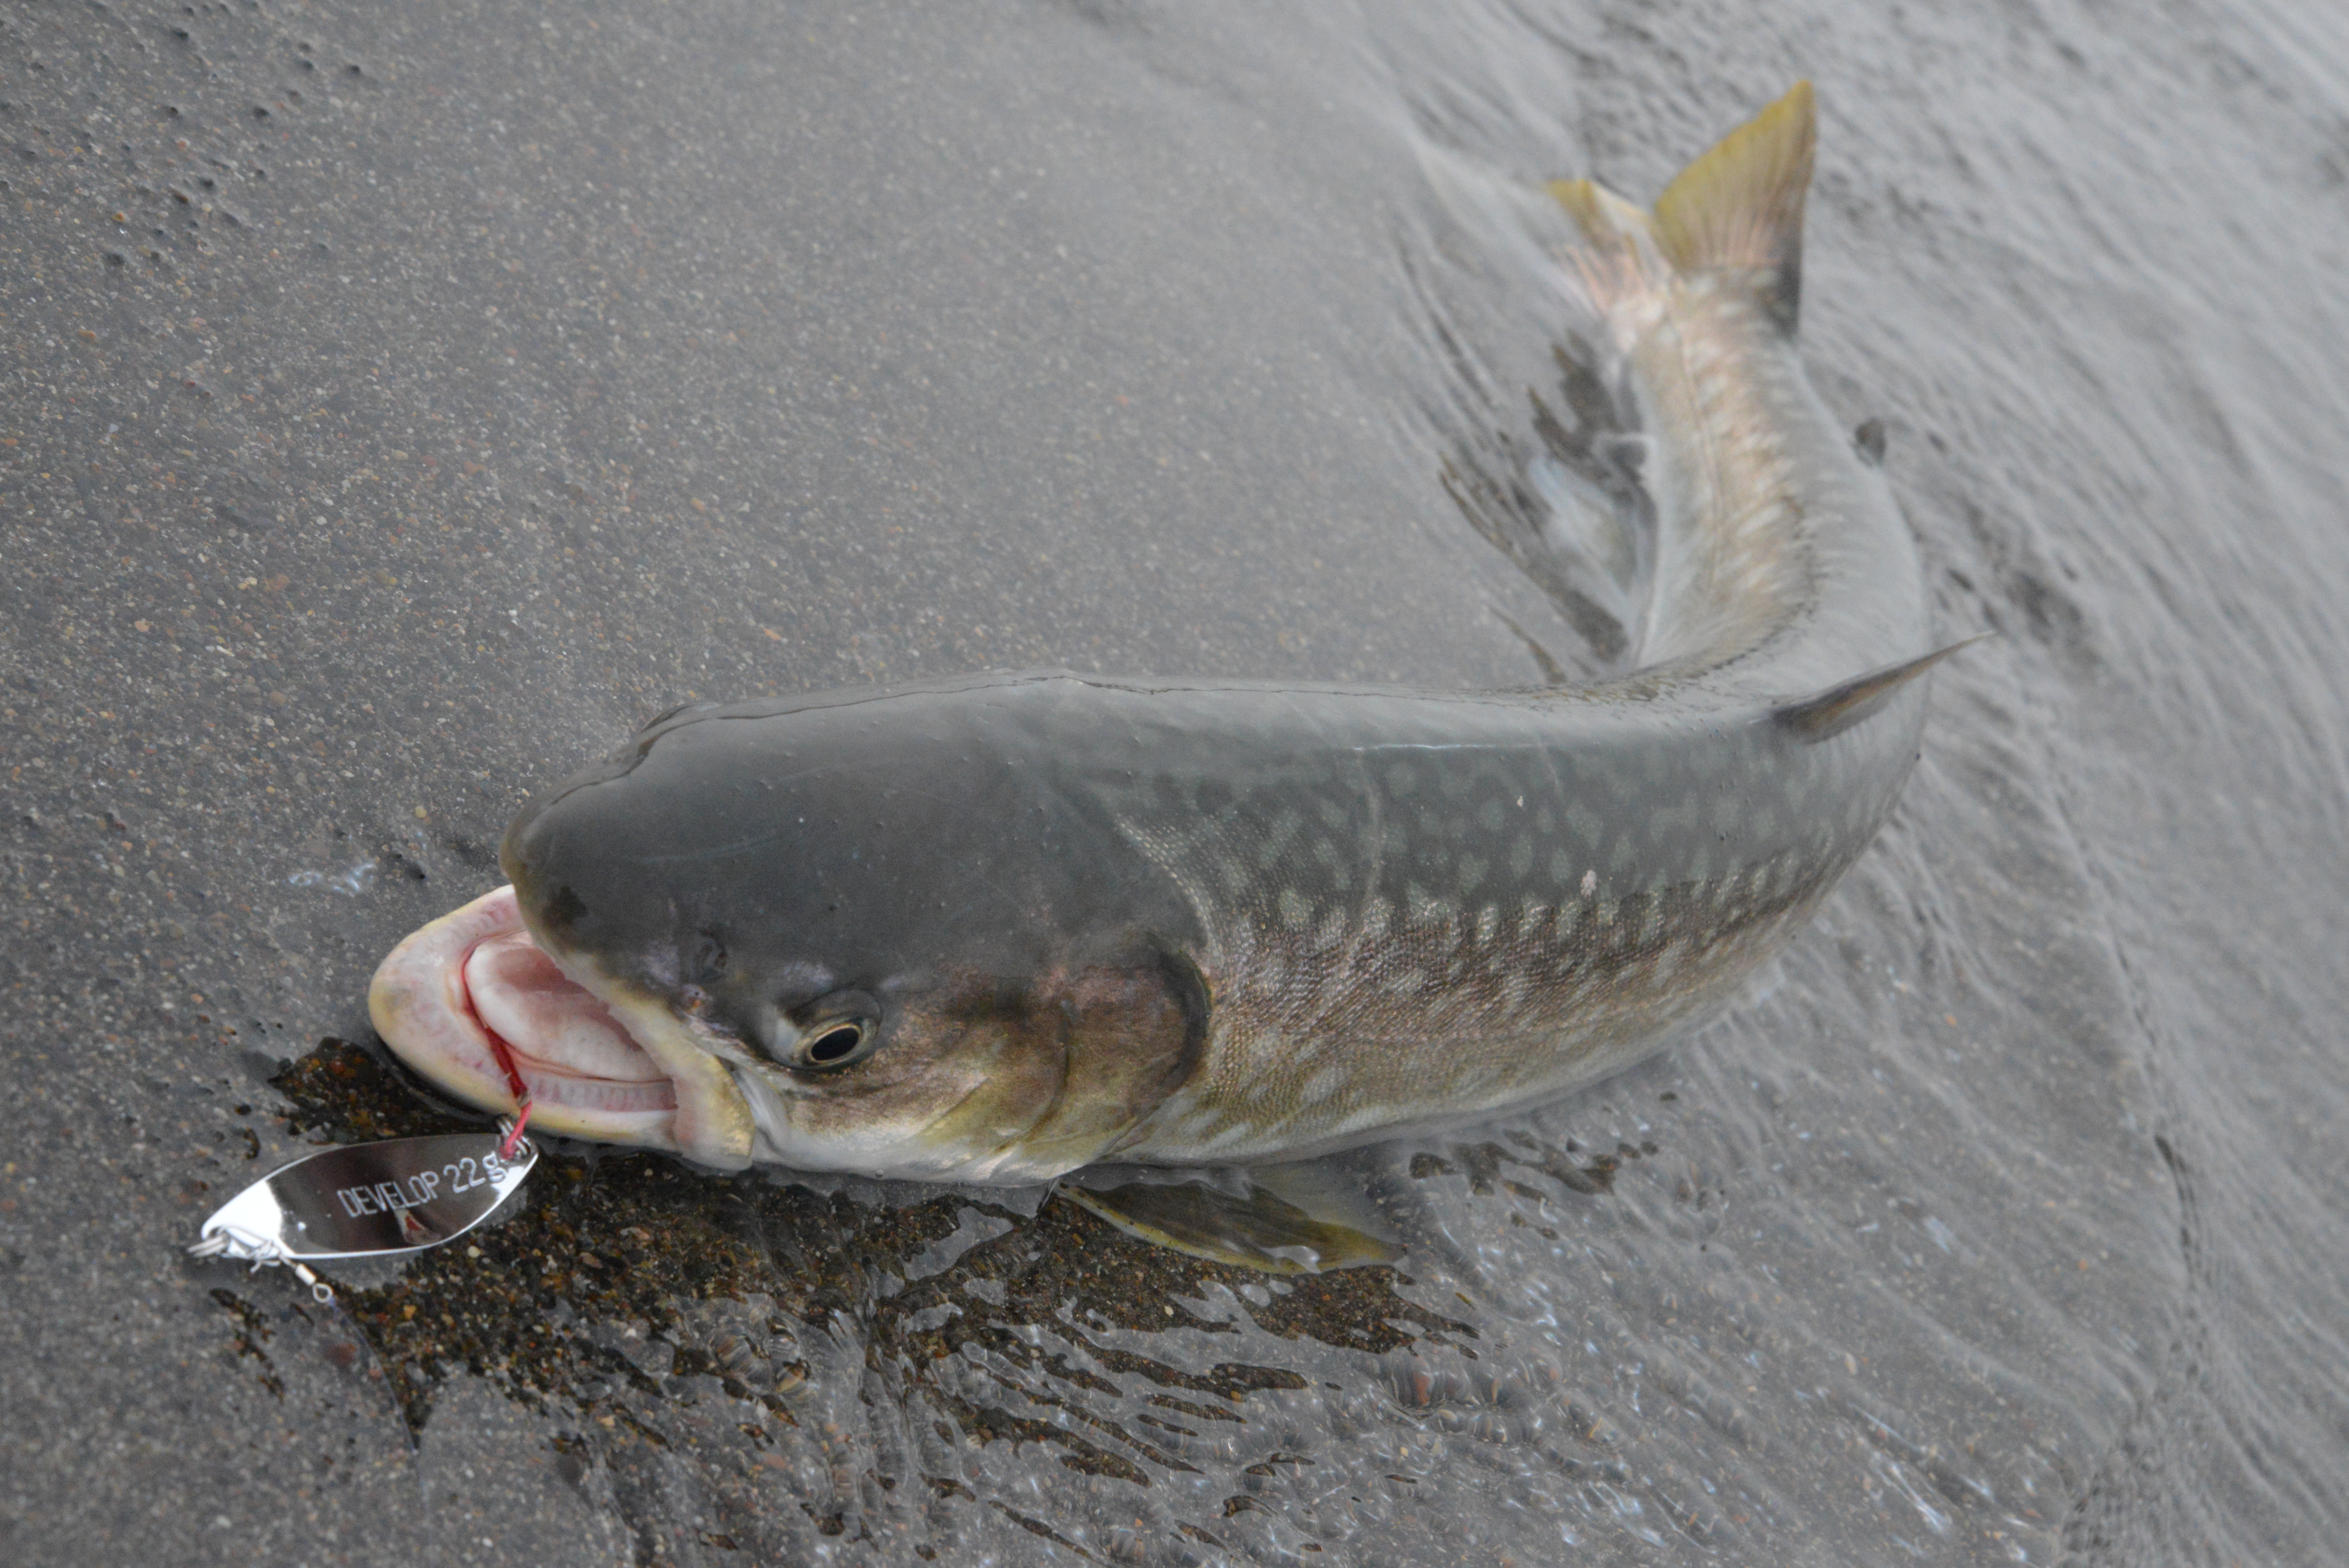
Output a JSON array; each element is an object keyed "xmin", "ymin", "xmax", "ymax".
[{"xmin": 5, "ymin": 0, "xmax": 2349, "ymax": 1563}]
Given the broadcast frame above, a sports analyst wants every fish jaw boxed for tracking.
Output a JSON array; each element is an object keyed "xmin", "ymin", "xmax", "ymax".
[
  {"xmin": 541, "ymin": 964, "xmax": 760, "ymax": 1171},
  {"xmin": 369, "ymin": 884, "xmax": 689, "ymax": 1151}
]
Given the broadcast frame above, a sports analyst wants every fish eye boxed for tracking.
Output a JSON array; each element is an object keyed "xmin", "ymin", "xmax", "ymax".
[
  {"xmin": 799, "ymin": 1022, "xmax": 869, "ymax": 1068},
  {"xmin": 770, "ymin": 989, "xmax": 883, "ymax": 1073}
]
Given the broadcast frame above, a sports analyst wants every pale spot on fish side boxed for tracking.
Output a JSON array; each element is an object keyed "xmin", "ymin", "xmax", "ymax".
[
  {"xmin": 1650, "ymin": 937, "xmax": 1687, "ymax": 984},
  {"xmin": 1300, "ymin": 1064, "xmax": 1346, "ymax": 1105},
  {"xmin": 1476, "ymin": 905, "xmax": 1501, "ymax": 947},
  {"xmin": 1278, "ymin": 887, "xmax": 1314, "ymax": 932},
  {"xmin": 1266, "ymin": 806, "xmax": 1303, "ymax": 853},
  {"xmin": 1200, "ymin": 1123, "xmax": 1260, "ymax": 1154},
  {"xmin": 1580, "ymin": 867, "xmax": 1599, "ymax": 897},
  {"xmin": 1495, "ymin": 969, "xmax": 1529, "ymax": 1019}
]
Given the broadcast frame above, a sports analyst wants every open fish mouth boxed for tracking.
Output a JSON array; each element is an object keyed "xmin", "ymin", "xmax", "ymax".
[{"xmin": 368, "ymin": 885, "xmax": 681, "ymax": 1145}]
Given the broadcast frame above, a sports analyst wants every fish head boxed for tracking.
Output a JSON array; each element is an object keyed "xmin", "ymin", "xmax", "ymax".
[{"xmin": 370, "ymin": 691, "xmax": 1208, "ymax": 1183}]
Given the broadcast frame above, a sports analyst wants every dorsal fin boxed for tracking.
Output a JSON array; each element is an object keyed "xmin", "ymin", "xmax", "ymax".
[
  {"xmin": 1773, "ymin": 633, "xmax": 1990, "ymax": 741},
  {"xmin": 1652, "ymin": 80, "xmax": 1816, "ymax": 333}
]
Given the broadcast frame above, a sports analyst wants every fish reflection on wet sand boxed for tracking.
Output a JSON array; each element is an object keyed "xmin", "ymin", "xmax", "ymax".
[{"xmin": 371, "ymin": 84, "xmax": 1948, "ymax": 1258}]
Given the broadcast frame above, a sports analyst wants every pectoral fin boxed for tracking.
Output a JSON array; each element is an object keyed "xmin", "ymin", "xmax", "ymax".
[{"xmin": 1060, "ymin": 1165, "xmax": 1404, "ymax": 1275}]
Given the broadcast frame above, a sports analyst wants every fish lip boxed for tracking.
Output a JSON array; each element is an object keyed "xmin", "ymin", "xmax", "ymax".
[
  {"xmin": 369, "ymin": 885, "xmax": 682, "ymax": 1146},
  {"xmin": 506, "ymin": 911, "xmax": 761, "ymax": 1171}
]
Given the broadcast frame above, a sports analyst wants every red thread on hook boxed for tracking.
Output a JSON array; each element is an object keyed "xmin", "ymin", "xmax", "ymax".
[
  {"xmin": 456, "ymin": 936, "xmax": 536, "ymax": 1162},
  {"xmin": 483, "ymin": 1024, "xmax": 534, "ymax": 1160}
]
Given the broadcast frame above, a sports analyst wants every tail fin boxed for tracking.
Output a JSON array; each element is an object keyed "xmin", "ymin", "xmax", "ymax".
[
  {"xmin": 1552, "ymin": 82, "xmax": 1818, "ymax": 335},
  {"xmin": 1548, "ymin": 176, "xmax": 1659, "ymax": 253}
]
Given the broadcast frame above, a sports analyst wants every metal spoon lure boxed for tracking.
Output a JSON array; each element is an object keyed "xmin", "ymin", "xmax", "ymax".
[{"xmin": 189, "ymin": 1122, "xmax": 536, "ymax": 1303}]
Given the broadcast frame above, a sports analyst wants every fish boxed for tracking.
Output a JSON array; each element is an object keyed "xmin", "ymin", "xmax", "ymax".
[{"xmin": 370, "ymin": 84, "xmax": 1950, "ymax": 1249}]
